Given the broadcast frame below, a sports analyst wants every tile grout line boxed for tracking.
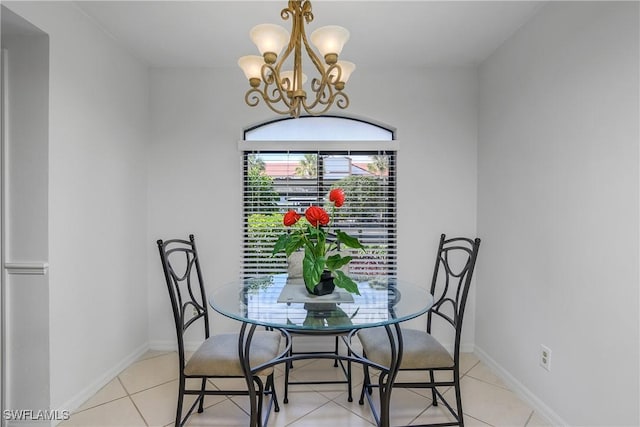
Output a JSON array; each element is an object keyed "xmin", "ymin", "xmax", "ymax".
[
  {"xmin": 464, "ymin": 373, "xmax": 514, "ymax": 391},
  {"xmin": 523, "ymin": 409, "xmax": 535, "ymax": 427},
  {"xmin": 467, "ymin": 413, "xmax": 497, "ymax": 427},
  {"xmin": 68, "ymin": 374, "xmax": 136, "ymax": 415},
  {"xmin": 64, "ymin": 353, "xmax": 535, "ymax": 427},
  {"xmin": 458, "ymin": 359, "xmax": 531, "ymax": 427},
  {"xmin": 119, "ymin": 376, "xmax": 151, "ymax": 427},
  {"xmin": 124, "ymin": 377, "xmax": 179, "ymax": 398},
  {"xmin": 328, "ymin": 396, "xmax": 376, "ymax": 427}
]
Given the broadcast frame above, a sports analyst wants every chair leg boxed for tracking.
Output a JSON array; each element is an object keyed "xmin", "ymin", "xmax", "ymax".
[
  {"xmin": 454, "ymin": 375, "xmax": 464, "ymax": 427},
  {"xmin": 333, "ymin": 336, "xmax": 339, "ymax": 367},
  {"xmin": 359, "ymin": 363, "xmax": 371, "ymax": 405},
  {"xmin": 283, "ymin": 347, "xmax": 291, "ymax": 404},
  {"xmin": 198, "ymin": 378, "xmax": 206, "ymax": 413},
  {"xmin": 429, "ymin": 370, "xmax": 438, "ymax": 406},
  {"xmin": 253, "ymin": 377, "xmax": 264, "ymax": 426},
  {"xmin": 347, "ymin": 345, "xmax": 353, "ymax": 402},
  {"xmin": 267, "ymin": 373, "xmax": 280, "ymax": 412},
  {"xmin": 175, "ymin": 377, "xmax": 185, "ymax": 427}
]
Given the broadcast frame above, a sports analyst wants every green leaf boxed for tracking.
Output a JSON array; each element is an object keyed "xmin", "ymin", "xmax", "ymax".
[
  {"xmin": 271, "ymin": 234, "xmax": 290, "ymax": 256},
  {"xmin": 336, "ymin": 230, "xmax": 366, "ymax": 251},
  {"xmin": 325, "ymin": 254, "xmax": 353, "ymax": 271},
  {"xmin": 306, "ymin": 226, "xmax": 326, "ymax": 257},
  {"xmin": 284, "ymin": 233, "xmax": 305, "ymax": 256},
  {"xmin": 317, "ymin": 231, "xmax": 326, "ymax": 257},
  {"xmin": 302, "ymin": 249, "xmax": 325, "ymax": 292},
  {"xmin": 332, "ymin": 270, "xmax": 361, "ymax": 295},
  {"xmin": 306, "ymin": 224, "xmax": 321, "ymax": 238}
]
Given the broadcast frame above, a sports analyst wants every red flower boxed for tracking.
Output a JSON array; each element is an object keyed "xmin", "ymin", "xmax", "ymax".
[
  {"xmin": 283, "ymin": 210, "xmax": 301, "ymax": 227},
  {"xmin": 329, "ymin": 188, "xmax": 345, "ymax": 207},
  {"xmin": 305, "ymin": 206, "xmax": 330, "ymax": 227}
]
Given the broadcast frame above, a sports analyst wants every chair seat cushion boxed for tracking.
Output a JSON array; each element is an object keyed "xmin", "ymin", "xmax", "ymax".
[
  {"xmin": 184, "ymin": 331, "xmax": 281, "ymax": 377},
  {"xmin": 358, "ymin": 327, "xmax": 453, "ymax": 370}
]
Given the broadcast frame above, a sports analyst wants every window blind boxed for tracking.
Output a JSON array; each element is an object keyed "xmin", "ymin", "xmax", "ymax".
[{"xmin": 241, "ymin": 150, "xmax": 397, "ymax": 280}]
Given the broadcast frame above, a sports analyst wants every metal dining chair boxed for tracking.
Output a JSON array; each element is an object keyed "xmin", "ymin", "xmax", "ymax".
[
  {"xmin": 157, "ymin": 234, "xmax": 281, "ymax": 427},
  {"xmin": 357, "ymin": 234, "xmax": 481, "ymax": 426}
]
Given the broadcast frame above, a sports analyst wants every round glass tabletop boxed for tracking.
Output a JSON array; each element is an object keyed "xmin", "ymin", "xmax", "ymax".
[{"xmin": 209, "ymin": 274, "xmax": 434, "ymax": 332}]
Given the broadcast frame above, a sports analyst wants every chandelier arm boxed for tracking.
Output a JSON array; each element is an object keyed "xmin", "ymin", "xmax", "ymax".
[
  {"xmin": 244, "ymin": 88, "xmax": 262, "ymax": 108},
  {"xmin": 306, "ymin": 62, "xmax": 343, "ymax": 108},
  {"xmin": 253, "ymin": 90, "xmax": 303, "ymax": 117},
  {"xmin": 302, "ymin": 96, "xmax": 334, "ymax": 116},
  {"xmin": 275, "ymin": 9, "xmax": 296, "ymax": 77},
  {"xmin": 299, "ymin": 17, "xmax": 327, "ymax": 78},
  {"xmin": 244, "ymin": 87, "xmax": 292, "ymax": 115},
  {"xmin": 326, "ymin": 63, "xmax": 342, "ymax": 84},
  {"xmin": 305, "ymin": 75, "xmax": 335, "ymax": 110},
  {"xmin": 334, "ymin": 92, "xmax": 350, "ymax": 109},
  {"xmin": 281, "ymin": 2, "xmax": 294, "ymax": 20},
  {"xmin": 302, "ymin": 90, "xmax": 349, "ymax": 116},
  {"xmin": 246, "ymin": 62, "xmax": 299, "ymax": 116},
  {"xmin": 261, "ymin": 64, "xmax": 288, "ymax": 103},
  {"xmin": 264, "ymin": 97, "xmax": 298, "ymax": 116}
]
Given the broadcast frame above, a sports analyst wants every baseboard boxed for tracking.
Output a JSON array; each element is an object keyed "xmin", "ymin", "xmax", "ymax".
[
  {"xmin": 50, "ymin": 343, "xmax": 149, "ymax": 426},
  {"xmin": 473, "ymin": 345, "xmax": 568, "ymax": 426}
]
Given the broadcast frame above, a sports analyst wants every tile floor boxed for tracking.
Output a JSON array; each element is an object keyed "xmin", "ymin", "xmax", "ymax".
[{"xmin": 59, "ymin": 349, "xmax": 551, "ymax": 427}]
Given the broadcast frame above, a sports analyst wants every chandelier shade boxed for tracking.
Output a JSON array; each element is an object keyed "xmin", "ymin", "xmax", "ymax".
[
  {"xmin": 250, "ymin": 24, "xmax": 289, "ymax": 61},
  {"xmin": 238, "ymin": 0, "xmax": 354, "ymax": 118},
  {"xmin": 238, "ymin": 55, "xmax": 264, "ymax": 82},
  {"xmin": 310, "ymin": 25, "xmax": 350, "ymax": 63},
  {"xmin": 330, "ymin": 60, "xmax": 356, "ymax": 85},
  {"xmin": 280, "ymin": 70, "xmax": 308, "ymax": 91}
]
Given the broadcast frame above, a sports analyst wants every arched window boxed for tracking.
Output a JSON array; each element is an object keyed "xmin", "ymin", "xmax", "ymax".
[{"xmin": 240, "ymin": 116, "xmax": 398, "ymax": 279}]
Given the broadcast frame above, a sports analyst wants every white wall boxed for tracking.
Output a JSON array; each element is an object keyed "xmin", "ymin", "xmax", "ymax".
[
  {"xmin": 4, "ymin": 1, "xmax": 150, "ymax": 413},
  {"xmin": 477, "ymin": 2, "xmax": 639, "ymax": 425},
  {"xmin": 147, "ymin": 66, "xmax": 479, "ymax": 348},
  {"xmin": 1, "ymin": 6, "xmax": 50, "ymax": 417}
]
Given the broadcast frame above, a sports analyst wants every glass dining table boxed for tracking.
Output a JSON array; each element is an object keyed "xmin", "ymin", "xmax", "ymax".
[{"xmin": 209, "ymin": 274, "xmax": 434, "ymax": 427}]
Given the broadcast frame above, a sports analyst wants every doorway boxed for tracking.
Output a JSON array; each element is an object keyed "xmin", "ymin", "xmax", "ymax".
[{"xmin": 1, "ymin": 6, "xmax": 50, "ymax": 423}]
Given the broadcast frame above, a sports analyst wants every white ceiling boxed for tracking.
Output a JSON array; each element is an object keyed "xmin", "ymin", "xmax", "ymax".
[{"xmin": 74, "ymin": 0, "xmax": 544, "ymax": 68}]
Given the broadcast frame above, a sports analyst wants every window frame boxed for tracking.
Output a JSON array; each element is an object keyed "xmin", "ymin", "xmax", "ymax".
[{"xmin": 239, "ymin": 116, "xmax": 398, "ymax": 280}]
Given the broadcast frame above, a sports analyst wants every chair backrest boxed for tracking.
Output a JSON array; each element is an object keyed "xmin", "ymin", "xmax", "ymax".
[
  {"xmin": 157, "ymin": 234, "xmax": 210, "ymax": 365},
  {"xmin": 427, "ymin": 234, "xmax": 481, "ymax": 360}
]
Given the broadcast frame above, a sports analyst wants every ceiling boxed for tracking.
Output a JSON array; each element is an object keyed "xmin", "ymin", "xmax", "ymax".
[{"xmin": 74, "ymin": 1, "xmax": 544, "ymax": 69}]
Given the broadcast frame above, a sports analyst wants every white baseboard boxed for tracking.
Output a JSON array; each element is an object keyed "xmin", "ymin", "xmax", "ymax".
[
  {"xmin": 473, "ymin": 345, "xmax": 567, "ymax": 426},
  {"xmin": 50, "ymin": 343, "xmax": 149, "ymax": 427}
]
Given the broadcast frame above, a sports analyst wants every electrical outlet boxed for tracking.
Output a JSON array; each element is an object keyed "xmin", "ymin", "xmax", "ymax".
[{"xmin": 540, "ymin": 344, "xmax": 551, "ymax": 371}]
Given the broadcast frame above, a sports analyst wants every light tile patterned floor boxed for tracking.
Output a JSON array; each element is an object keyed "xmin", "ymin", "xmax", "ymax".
[{"xmin": 59, "ymin": 351, "xmax": 551, "ymax": 427}]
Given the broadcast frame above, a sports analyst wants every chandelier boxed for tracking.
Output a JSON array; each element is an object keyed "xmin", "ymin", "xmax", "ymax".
[{"xmin": 238, "ymin": 0, "xmax": 355, "ymax": 118}]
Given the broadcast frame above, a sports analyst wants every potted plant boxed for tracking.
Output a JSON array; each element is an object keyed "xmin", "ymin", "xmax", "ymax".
[{"xmin": 272, "ymin": 188, "xmax": 365, "ymax": 295}]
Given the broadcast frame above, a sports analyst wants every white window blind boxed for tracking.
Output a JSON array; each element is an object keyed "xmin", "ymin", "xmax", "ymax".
[{"xmin": 241, "ymin": 150, "xmax": 397, "ymax": 279}]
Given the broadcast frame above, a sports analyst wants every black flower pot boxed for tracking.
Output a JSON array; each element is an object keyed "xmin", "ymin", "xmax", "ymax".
[{"xmin": 307, "ymin": 270, "xmax": 335, "ymax": 296}]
